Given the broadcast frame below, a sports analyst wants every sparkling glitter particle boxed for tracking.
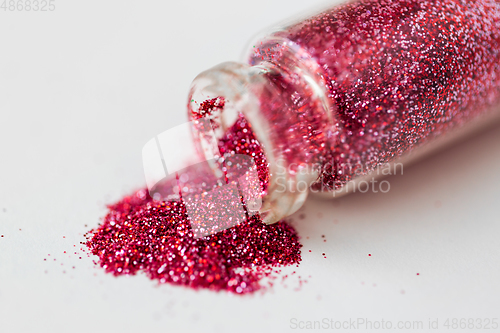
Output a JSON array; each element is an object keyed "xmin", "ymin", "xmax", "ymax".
[{"xmin": 191, "ymin": 97, "xmax": 225, "ymax": 119}]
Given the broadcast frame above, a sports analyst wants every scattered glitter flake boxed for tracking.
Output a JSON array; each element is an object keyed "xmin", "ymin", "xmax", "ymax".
[
  {"xmin": 416, "ymin": 273, "xmax": 420, "ymax": 276},
  {"xmin": 88, "ymin": 0, "xmax": 500, "ymax": 295},
  {"xmin": 85, "ymin": 189, "xmax": 301, "ymax": 294},
  {"xmin": 191, "ymin": 97, "xmax": 225, "ymax": 119},
  {"xmin": 368, "ymin": 254, "xmax": 372, "ymax": 256},
  {"xmin": 1, "ymin": 235, "xmax": 3, "ymax": 238}
]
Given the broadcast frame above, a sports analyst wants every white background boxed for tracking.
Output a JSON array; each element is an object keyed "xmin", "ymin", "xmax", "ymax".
[{"xmin": 0, "ymin": 0, "xmax": 499, "ymax": 332}]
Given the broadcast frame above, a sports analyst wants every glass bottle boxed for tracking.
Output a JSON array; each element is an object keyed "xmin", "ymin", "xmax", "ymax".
[{"xmin": 181, "ymin": 0, "xmax": 500, "ymax": 224}]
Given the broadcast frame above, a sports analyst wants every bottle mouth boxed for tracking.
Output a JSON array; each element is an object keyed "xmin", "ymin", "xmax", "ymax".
[
  {"xmin": 187, "ymin": 61, "xmax": 324, "ymax": 224},
  {"xmin": 187, "ymin": 62, "xmax": 280, "ymax": 223}
]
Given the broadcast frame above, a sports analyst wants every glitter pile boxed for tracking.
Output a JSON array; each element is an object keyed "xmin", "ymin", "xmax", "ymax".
[
  {"xmin": 85, "ymin": 189, "xmax": 301, "ymax": 294},
  {"xmin": 251, "ymin": 0, "xmax": 500, "ymax": 189}
]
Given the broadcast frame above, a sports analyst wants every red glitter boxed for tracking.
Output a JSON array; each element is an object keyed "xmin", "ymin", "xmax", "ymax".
[
  {"xmin": 217, "ymin": 115, "xmax": 270, "ymax": 194},
  {"xmin": 191, "ymin": 97, "xmax": 225, "ymax": 119},
  {"xmin": 86, "ymin": 100, "xmax": 300, "ymax": 294},
  {"xmin": 85, "ymin": 189, "xmax": 301, "ymax": 294},
  {"xmin": 250, "ymin": 0, "xmax": 500, "ymax": 190}
]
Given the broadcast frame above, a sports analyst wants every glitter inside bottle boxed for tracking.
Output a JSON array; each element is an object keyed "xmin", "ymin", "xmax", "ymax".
[{"xmin": 184, "ymin": 0, "xmax": 500, "ymax": 224}]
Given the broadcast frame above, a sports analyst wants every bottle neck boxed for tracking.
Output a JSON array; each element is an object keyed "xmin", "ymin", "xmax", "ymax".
[{"xmin": 188, "ymin": 39, "xmax": 333, "ymax": 223}]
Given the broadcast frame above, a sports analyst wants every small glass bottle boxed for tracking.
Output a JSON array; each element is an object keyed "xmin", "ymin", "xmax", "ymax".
[{"xmin": 185, "ymin": 0, "xmax": 500, "ymax": 224}]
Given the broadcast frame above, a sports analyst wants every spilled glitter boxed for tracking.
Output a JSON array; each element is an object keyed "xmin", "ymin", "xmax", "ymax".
[{"xmin": 86, "ymin": 98, "xmax": 301, "ymax": 294}]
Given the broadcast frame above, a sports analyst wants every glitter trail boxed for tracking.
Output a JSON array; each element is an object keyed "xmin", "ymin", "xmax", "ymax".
[
  {"xmin": 86, "ymin": 105, "xmax": 299, "ymax": 294},
  {"xmin": 85, "ymin": 189, "xmax": 301, "ymax": 294}
]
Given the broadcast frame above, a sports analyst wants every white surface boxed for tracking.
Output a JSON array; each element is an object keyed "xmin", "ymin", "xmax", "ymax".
[{"xmin": 0, "ymin": 1, "xmax": 499, "ymax": 332}]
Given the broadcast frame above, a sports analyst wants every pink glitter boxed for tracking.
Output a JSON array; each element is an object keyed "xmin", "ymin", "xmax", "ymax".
[
  {"xmin": 85, "ymin": 189, "xmax": 301, "ymax": 294},
  {"xmin": 86, "ymin": 108, "xmax": 300, "ymax": 294},
  {"xmin": 250, "ymin": 0, "xmax": 500, "ymax": 189}
]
